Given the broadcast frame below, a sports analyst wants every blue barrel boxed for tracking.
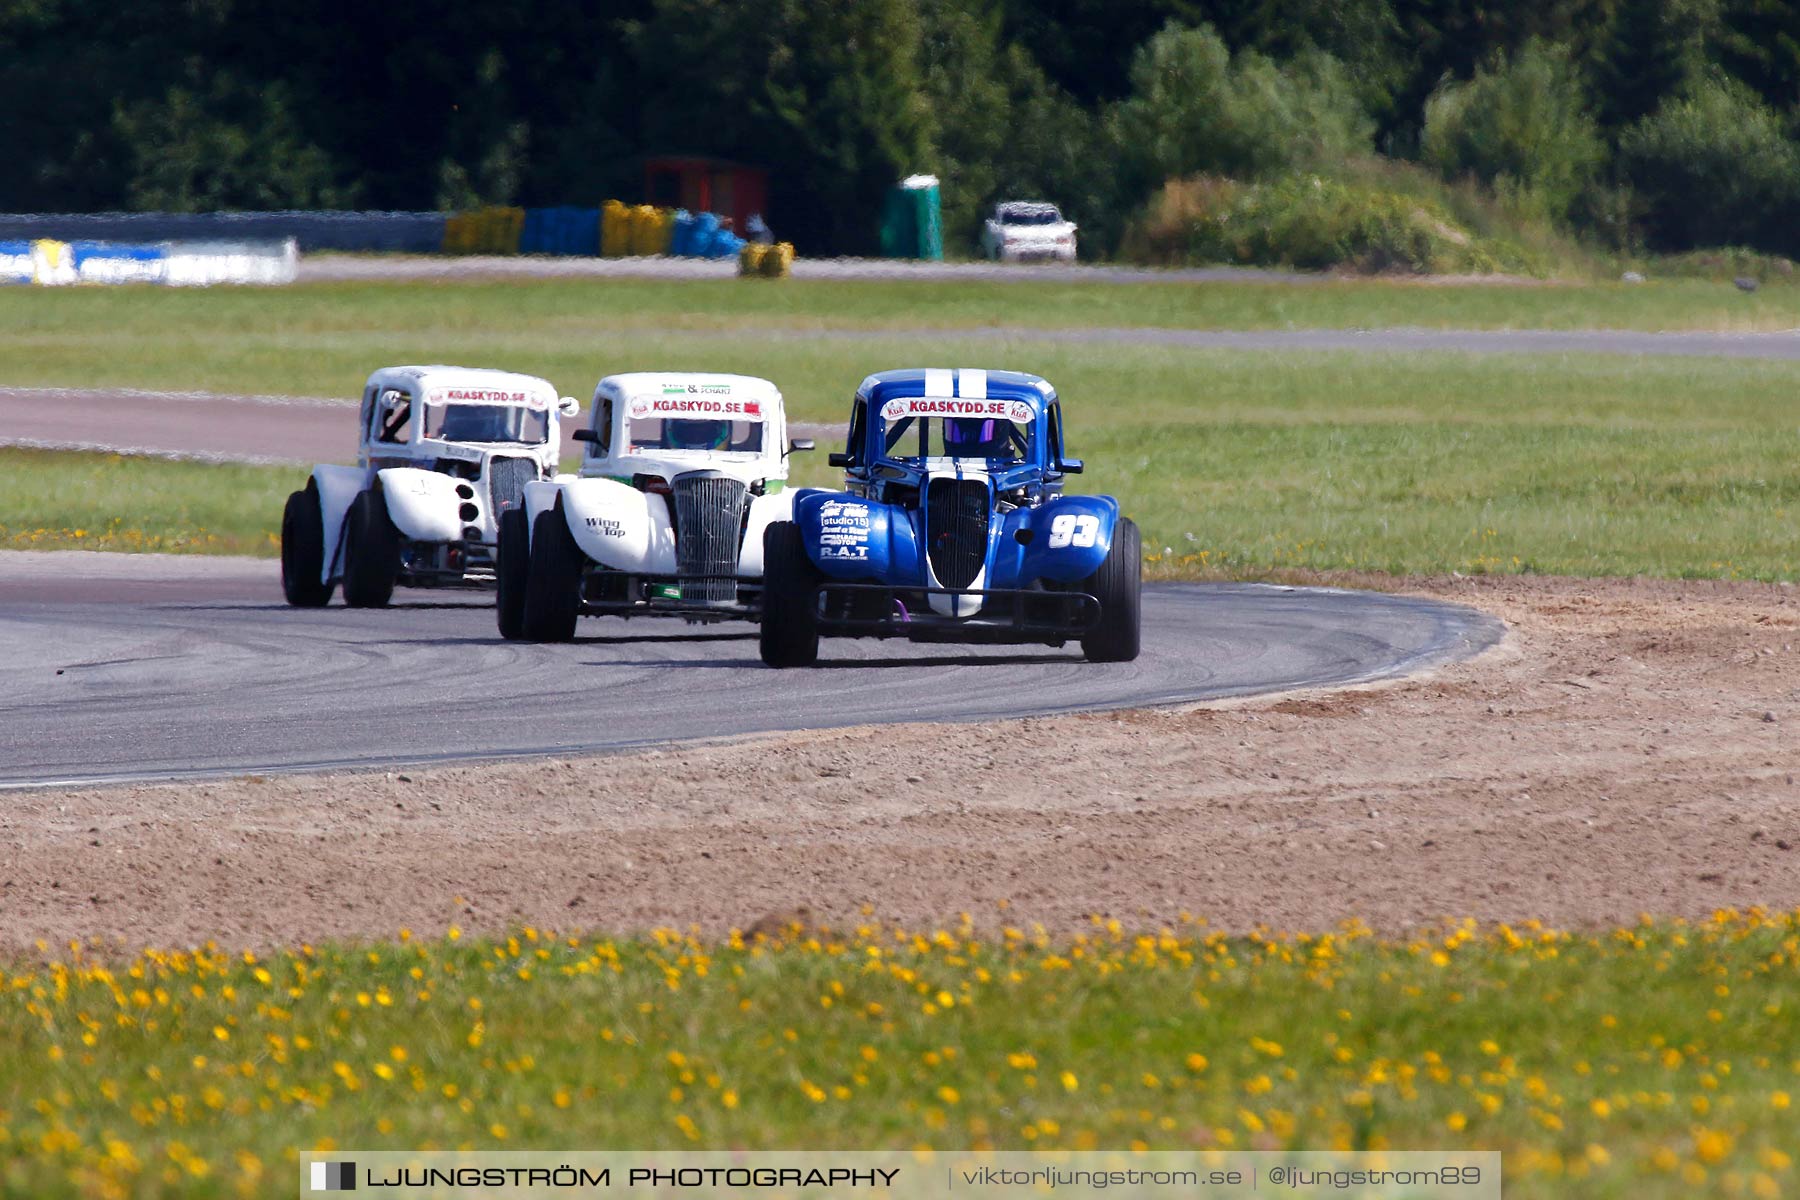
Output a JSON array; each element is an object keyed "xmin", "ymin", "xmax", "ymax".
[
  {"xmin": 565, "ymin": 207, "xmax": 600, "ymax": 255},
  {"xmin": 669, "ymin": 210, "xmax": 697, "ymax": 257},
  {"xmin": 519, "ymin": 209, "xmax": 549, "ymax": 254}
]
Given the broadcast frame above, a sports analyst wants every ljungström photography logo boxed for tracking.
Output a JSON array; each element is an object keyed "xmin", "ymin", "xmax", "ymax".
[{"xmin": 310, "ymin": 1160, "xmax": 356, "ymax": 1191}]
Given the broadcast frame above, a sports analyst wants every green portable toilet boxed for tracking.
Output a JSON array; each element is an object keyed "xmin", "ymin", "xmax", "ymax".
[{"xmin": 881, "ymin": 174, "xmax": 942, "ymax": 260}]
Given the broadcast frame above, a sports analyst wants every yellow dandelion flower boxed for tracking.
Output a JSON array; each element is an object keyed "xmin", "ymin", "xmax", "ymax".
[{"xmin": 1694, "ymin": 1129, "xmax": 1733, "ymax": 1164}]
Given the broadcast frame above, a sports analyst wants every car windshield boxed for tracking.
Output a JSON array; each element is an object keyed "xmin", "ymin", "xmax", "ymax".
[
  {"xmin": 1000, "ymin": 206, "xmax": 1061, "ymax": 225},
  {"xmin": 425, "ymin": 403, "xmax": 549, "ymax": 445},
  {"xmin": 628, "ymin": 417, "xmax": 763, "ymax": 453},
  {"xmin": 880, "ymin": 414, "xmax": 1031, "ymax": 463}
]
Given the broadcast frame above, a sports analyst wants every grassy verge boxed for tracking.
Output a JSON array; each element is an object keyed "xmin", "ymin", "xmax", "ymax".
[
  {"xmin": 7, "ymin": 344, "xmax": 1797, "ymax": 580},
  {"xmin": 6, "ymin": 273, "xmax": 1800, "ymax": 400},
  {"xmin": 0, "ymin": 449, "xmax": 286, "ymax": 556},
  {"xmin": 3, "ymin": 916, "xmax": 1795, "ymax": 1198}
]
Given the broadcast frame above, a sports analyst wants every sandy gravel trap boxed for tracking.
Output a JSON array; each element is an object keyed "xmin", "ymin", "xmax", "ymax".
[{"xmin": 4, "ymin": 574, "xmax": 1798, "ymax": 949}]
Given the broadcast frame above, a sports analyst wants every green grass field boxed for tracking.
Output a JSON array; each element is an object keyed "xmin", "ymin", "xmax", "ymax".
[
  {"xmin": 4, "ymin": 273, "xmax": 1800, "ymax": 398},
  {"xmin": 4, "ymin": 917, "xmax": 1796, "ymax": 1199},
  {"xmin": 5, "ymin": 341, "xmax": 1795, "ymax": 580},
  {"xmin": 0, "ymin": 450, "xmax": 287, "ymax": 556}
]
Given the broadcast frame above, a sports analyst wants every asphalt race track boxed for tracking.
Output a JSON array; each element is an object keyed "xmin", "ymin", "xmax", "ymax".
[{"xmin": 0, "ymin": 552, "xmax": 1500, "ymax": 788}]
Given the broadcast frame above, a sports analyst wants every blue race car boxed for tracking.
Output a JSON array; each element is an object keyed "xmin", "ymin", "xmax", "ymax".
[{"xmin": 759, "ymin": 367, "xmax": 1140, "ymax": 666}]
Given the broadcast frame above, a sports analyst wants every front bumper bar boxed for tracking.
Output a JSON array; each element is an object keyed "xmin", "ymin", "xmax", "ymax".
[
  {"xmin": 578, "ymin": 570, "xmax": 760, "ymax": 620},
  {"xmin": 815, "ymin": 582, "xmax": 1100, "ymax": 642}
]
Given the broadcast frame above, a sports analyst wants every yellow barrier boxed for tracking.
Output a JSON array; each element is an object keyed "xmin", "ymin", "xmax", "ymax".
[
  {"xmin": 441, "ymin": 212, "xmax": 475, "ymax": 254},
  {"xmin": 761, "ymin": 241, "xmax": 794, "ymax": 278},
  {"xmin": 601, "ymin": 200, "xmax": 631, "ymax": 257},
  {"xmin": 627, "ymin": 205, "xmax": 671, "ymax": 256},
  {"xmin": 738, "ymin": 242, "xmax": 794, "ymax": 279},
  {"xmin": 442, "ymin": 207, "xmax": 525, "ymax": 255},
  {"xmin": 487, "ymin": 206, "xmax": 525, "ymax": 254}
]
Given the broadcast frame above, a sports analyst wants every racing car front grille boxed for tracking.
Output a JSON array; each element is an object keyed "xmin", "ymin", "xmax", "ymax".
[
  {"xmin": 486, "ymin": 456, "xmax": 538, "ymax": 518},
  {"xmin": 926, "ymin": 477, "xmax": 990, "ymax": 590},
  {"xmin": 673, "ymin": 473, "xmax": 749, "ymax": 603}
]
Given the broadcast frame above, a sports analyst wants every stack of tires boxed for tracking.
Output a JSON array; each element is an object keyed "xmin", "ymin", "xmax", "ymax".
[{"xmin": 738, "ymin": 241, "xmax": 795, "ymax": 278}]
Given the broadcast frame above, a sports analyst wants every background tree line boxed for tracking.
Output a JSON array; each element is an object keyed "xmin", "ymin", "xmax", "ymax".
[{"xmin": 3, "ymin": 0, "xmax": 1799, "ymax": 259}]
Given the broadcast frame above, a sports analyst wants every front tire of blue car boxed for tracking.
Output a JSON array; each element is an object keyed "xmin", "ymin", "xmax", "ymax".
[
  {"xmin": 760, "ymin": 521, "xmax": 820, "ymax": 668},
  {"xmin": 1080, "ymin": 517, "xmax": 1141, "ymax": 663}
]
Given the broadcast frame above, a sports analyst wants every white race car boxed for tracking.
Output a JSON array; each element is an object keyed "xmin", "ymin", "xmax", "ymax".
[
  {"xmin": 497, "ymin": 372, "xmax": 812, "ymax": 640},
  {"xmin": 979, "ymin": 201, "xmax": 1078, "ymax": 262},
  {"xmin": 281, "ymin": 365, "xmax": 580, "ymax": 607}
]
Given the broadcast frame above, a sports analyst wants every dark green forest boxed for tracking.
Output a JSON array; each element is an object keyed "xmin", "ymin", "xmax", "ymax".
[{"xmin": 5, "ymin": 0, "xmax": 1799, "ymax": 262}]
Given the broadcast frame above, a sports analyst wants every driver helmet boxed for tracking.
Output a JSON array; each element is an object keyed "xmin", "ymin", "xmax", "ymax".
[
  {"xmin": 667, "ymin": 418, "xmax": 730, "ymax": 450},
  {"xmin": 943, "ymin": 417, "xmax": 1005, "ymax": 457}
]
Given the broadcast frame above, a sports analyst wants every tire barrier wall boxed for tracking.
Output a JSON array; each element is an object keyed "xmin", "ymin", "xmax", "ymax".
[
  {"xmin": 0, "ymin": 238, "xmax": 299, "ymax": 286},
  {"xmin": 0, "ymin": 205, "xmax": 775, "ymax": 261},
  {"xmin": 0, "ymin": 212, "xmax": 445, "ymax": 253}
]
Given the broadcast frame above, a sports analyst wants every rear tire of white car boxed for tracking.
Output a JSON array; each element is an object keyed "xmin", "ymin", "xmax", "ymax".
[
  {"xmin": 522, "ymin": 504, "xmax": 581, "ymax": 642},
  {"xmin": 495, "ymin": 506, "xmax": 530, "ymax": 640},
  {"xmin": 759, "ymin": 521, "xmax": 820, "ymax": 668},
  {"xmin": 280, "ymin": 483, "xmax": 332, "ymax": 607},
  {"xmin": 1079, "ymin": 517, "xmax": 1141, "ymax": 663},
  {"xmin": 342, "ymin": 488, "xmax": 400, "ymax": 608}
]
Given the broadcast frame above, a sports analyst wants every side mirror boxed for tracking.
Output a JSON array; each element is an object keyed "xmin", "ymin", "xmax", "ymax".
[
  {"xmin": 1057, "ymin": 458, "xmax": 1084, "ymax": 474},
  {"xmin": 787, "ymin": 438, "xmax": 815, "ymax": 455},
  {"xmin": 572, "ymin": 428, "xmax": 599, "ymax": 443},
  {"xmin": 557, "ymin": 396, "xmax": 581, "ymax": 417},
  {"xmin": 827, "ymin": 452, "xmax": 852, "ymax": 468}
]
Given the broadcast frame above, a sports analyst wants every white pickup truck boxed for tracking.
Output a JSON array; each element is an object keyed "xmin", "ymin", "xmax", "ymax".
[
  {"xmin": 980, "ymin": 201, "xmax": 1078, "ymax": 262},
  {"xmin": 281, "ymin": 365, "xmax": 579, "ymax": 607}
]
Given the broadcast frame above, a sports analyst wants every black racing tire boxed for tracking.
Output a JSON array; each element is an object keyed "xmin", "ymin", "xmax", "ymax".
[
  {"xmin": 759, "ymin": 521, "xmax": 821, "ymax": 668},
  {"xmin": 521, "ymin": 503, "xmax": 582, "ymax": 642},
  {"xmin": 1079, "ymin": 516, "xmax": 1141, "ymax": 663},
  {"xmin": 495, "ymin": 505, "xmax": 531, "ymax": 640},
  {"xmin": 341, "ymin": 488, "xmax": 401, "ymax": 608},
  {"xmin": 279, "ymin": 483, "xmax": 332, "ymax": 607}
]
